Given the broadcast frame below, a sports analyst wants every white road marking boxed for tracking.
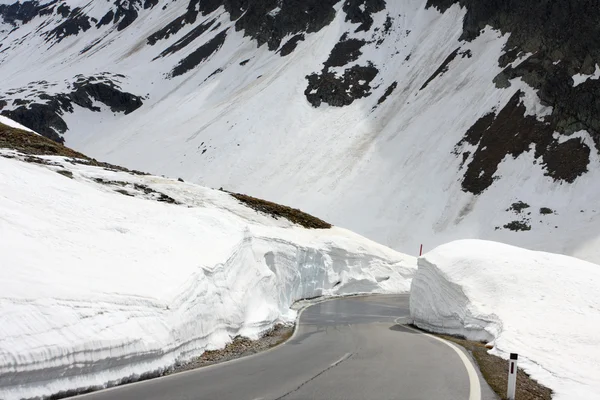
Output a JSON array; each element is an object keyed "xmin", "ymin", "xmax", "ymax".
[
  {"xmin": 331, "ymin": 352, "xmax": 352, "ymax": 367},
  {"xmin": 399, "ymin": 322, "xmax": 482, "ymax": 400}
]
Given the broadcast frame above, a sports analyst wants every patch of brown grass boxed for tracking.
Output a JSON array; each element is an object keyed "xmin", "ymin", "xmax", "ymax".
[
  {"xmin": 0, "ymin": 122, "xmax": 147, "ymax": 175},
  {"xmin": 1, "ymin": 122, "xmax": 333, "ymax": 226},
  {"xmin": 437, "ymin": 334, "xmax": 552, "ymax": 400},
  {"xmin": 229, "ymin": 192, "xmax": 332, "ymax": 229},
  {"xmin": 0, "ymin": 122, "xmax": 88, "ymax": 158}
]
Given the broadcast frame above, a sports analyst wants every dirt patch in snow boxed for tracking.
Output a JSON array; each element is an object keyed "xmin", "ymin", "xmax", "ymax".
[
  {"xmin": 44, "ymin": 325, "xmax": 294, "ymax": 400},
  {"xmin": 0, "ymin": 122, "xmax": 148, "ymax": 175},
  {"xmin": 407, "ymin": 325, "xmax": 552, "ymax": 400},
  {"xmin": 229, "ymin": 191, "xmax": 332, "ymax": 229},
  {"xmin": 169, "ymin": 324, "xmax": 294, "ymax": 374},
  {"xmin": 0, "ymin": 122, "xmax": 86, "ymax": 158},
  {"xmin": 436, "ymin": 334, "xmax": 552, "ymax": 400}
]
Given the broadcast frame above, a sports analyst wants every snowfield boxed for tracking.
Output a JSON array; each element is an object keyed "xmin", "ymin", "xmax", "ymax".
[
  {"xmin": 0, "ymin": 152, "xmax": 415, "ymax": 400},
  {"xmin": 410, "ymin": 240, "xmax": 600, "ymax": 400},
  {"xmin": 2, "ymin": 1, "xmax": 600, "ymax": 266}
]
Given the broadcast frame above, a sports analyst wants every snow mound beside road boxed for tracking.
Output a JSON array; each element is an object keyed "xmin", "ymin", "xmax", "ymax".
[
  {"xmin": 0, "ymin": 152, "xmax": 415, "ymax": 400},
  {"xmin": 410, "ymin": 239, "xmax": 600, "ymax": 400}
]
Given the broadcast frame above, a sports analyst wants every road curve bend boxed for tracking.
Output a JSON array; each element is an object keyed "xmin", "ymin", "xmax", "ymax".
[{"xmin": 75, "ymin": 295, "xmax": 498, "ymax": 400}]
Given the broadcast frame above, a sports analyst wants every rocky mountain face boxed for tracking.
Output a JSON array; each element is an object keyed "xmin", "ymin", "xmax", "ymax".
[{"xmin": 1, "ymin": 0, "xmax": 599, "ymax": 263}]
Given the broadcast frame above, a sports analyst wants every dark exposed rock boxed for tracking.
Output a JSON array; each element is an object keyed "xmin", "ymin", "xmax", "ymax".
[
  {"xmin": 324, "ymin": 38, "xmax": 367, "ymax": 68},
  {"xmin": 70, "ymin": 79, "xmax": 143, "ymax": 115},
  {"xmin": 114, "ymin": 4, "xmax": 139, "ymax": 31},
  {"xmin": 56, "ymin": 4, "xmax": 70, "ymax": 18},
  {"xmin": 460, "ymin": 49, "xmax": 472, "ymax": 58},
  {"xmin": 455, "ymin": 91, "xmax": 590, "ymax": 194},
  {"xmin": 0, "ymin": 0, "xmax": 160, "ymax": 34},
  {"xmin": 504, "ymin": 220, "xmax": 531, "ymax": 232},
  {"xmin": 170, "ymin": 29, "xmax": 228, "ymax": 78},
  {"xmin": 508, "ymin": 201, "xmax": 530, "ymax": 213},
  {"xmin": 305, "ymin": 36, "xmax": 378, "ymax": 107},
  {"xmin": 45, "ymin": 7, "xmax": 91, "ymax": 43},
  {"xmin": 147, "ymin": 0, "xmax": 382, "ymax": 59},
  {"xmin": 279, "ymin": 34, "xmax": 305, "ymax": 57},
  {"xmin": 56, "ymin": 169, "xmax": 73, "ymax": 179},
  {"xmin": 227, "ymin": 0, "xmax": 338, "ymax": 51},
  {"xmin": 205, "ymin": 68, "xmax": 223, "ymax": 81},
  {"xmin": 147, "ymin": 0, "xmax": 201, "ymax": 45},
  {"xmin": 540, "ymin": 207, "xmax": 554, "ymax": 215},
  {"xmin": 427, "ymin": 0, "xmax": 600, "ymax": 150},
  {"xmin": 133, "ymin": 183, "xmax": 180, "ymax": 204},
  {"xmin": 1, "ymin": 75, "xmax": 143, "ymax": 143},
  {"xmin": 420, "ymin": 47, "xmax": 460, "ymax": 90},
  {"xmin": 0, "ymin": 0, "xmax": 56, "ymax": 25},
  {"xmin": 239, "ymin": 59, "xmax": 251, "ymax": 66},
  {"xmin": 79, "ymin": 37, "xmax": 104, "ymax": 55},
  {"xmin": 306, "ymin": 64, "xmax": 379, "ymax": 107},
  {"xmin": 543, "ymin": 138, "xmax": 590, "ymax": 182},
  {"xmin": 376, "ymin": 81, "xmax": 397, "ymax": 106},
  {"xmin": 343, "ymin": 0, "xmax": 386, "ymax": 32},
  {"xmin": 2, "ymin": 104, "xmax": 67, "ymax": 143},
  {"xmin": 154, "ymin": 18, "xmax": 217, "ymax": 59},
  {"xmin": 96, "ymin": 9, "xmax": 115, "ymax": 28}
]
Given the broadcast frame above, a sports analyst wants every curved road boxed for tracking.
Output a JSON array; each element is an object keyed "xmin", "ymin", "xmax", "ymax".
[{"xmin": 76, "ymin": 295, "xmax": 497, "ymax": 400}]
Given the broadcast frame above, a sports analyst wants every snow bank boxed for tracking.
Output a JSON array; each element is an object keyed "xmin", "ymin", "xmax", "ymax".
[
  {"xmin": 0, "ymin": 153, "xmax": 415, "ymax": 400},
  {"xmin": 0, "ymin": 116, "xmax": 39, "ymax": 134},
  {"xmin": 410, "ymin": 240, "xmax": 600, "ymax": 399}
]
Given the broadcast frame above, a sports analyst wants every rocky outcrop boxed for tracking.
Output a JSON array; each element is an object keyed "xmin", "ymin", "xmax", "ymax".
[
  {"xmin": 170, "ymin": 29, "xmax": 228, "ymax": 78},
  {"xmin": 427, "ymin": 0, "xmax": 600, "ymax": 193},
  {"xmin": 0, "ymin": 75, "xmax": 143, "ymax": 143},
  {"xmin": 305, "ymin": 37, "xmax": 379, "ymax": 107},
  {"xmin": 454, "ymin": 91, "xmax": 590, "ymax": 194},
  {"xmin": 0, "ymin": 0, "xmax": 54, "ymax": 25}
]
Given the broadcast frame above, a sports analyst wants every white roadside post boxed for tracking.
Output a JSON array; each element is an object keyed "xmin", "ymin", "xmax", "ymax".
[{"xmin": 507, "ymin": 353, "xmax": 518, "ymax": 400}]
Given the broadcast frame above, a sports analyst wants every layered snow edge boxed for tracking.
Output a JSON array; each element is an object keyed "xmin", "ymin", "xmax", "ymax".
[
  {"xmin": 410, "ymin": 240, "xmax": 600, "ymax": 400},
  {"xmin": 0, "ymin": 151, "xmax": 416, "ymax": 400}
]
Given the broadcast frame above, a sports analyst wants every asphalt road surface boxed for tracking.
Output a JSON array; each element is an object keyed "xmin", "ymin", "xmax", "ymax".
[{"xmin": 76, "ymin": 295, "xmax": 498, "ymax": 400}]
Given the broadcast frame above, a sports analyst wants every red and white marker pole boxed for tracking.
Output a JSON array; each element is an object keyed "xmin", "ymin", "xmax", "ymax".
[{"xmin": 507, "ymin": 353, "xmax": 518, "ymax": 400}]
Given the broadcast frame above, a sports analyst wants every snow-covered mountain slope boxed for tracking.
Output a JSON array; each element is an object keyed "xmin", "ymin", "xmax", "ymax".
[
  {"xmin": 0, "ymin": 129, "xmax": 415, "ymax": 400},
  {"xmin": 1, "ymin": 0, "xmax": 600, "ymax": 263},
  {"xmin": 410, "ymin": 240, "xmax": 600, "ymax": 400}
]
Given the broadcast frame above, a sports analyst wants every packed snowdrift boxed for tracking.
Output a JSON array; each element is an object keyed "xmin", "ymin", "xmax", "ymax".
[
  {"xmin": 410, "ymin": 240, "xmax": 600, "ymax": 399},
  {"xmin": 0, "ymin": 150, "xmax": 415, "ymax": 400}
]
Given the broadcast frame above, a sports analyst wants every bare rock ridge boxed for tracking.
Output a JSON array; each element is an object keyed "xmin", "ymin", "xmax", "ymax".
[
  {"xmin": 0, "ymin": 0, "xmax": 598, "ymax": 196},
  {"xmin": 0, "ymin": 74, "xmax": 143, "ymax": 143},
  {"xmin": 427, "ymin": 0, "xmax": 599, "ymax": 193}
]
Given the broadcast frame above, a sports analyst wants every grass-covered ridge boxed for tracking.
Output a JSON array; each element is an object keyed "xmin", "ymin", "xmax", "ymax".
[
  {"xmin": 0, "ymin": 121, "xmax": 87, "ymax": 159},
  {"xmin": 229, "ymin": 192, "xmax": 332, "ymax": 229},
  {"xmin": 0, "ymin": 121, "xmax": 332, "ymax": 229},
  {"xmin": 0, "ymin": 121, "xmax": 146, "ymax": 175}
]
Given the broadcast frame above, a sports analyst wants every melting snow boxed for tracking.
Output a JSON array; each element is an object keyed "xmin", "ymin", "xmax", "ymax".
[
  {"xmin": 572, "ymin": 64, "xmax": 600, "ymax": 87},
  {"xmin": 410, "ymin": 239, "xmax": 600, "ymax": 400},
  {"xmin": 0, "ymin": 152, "xmax": 415, "ymax": 400}
]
